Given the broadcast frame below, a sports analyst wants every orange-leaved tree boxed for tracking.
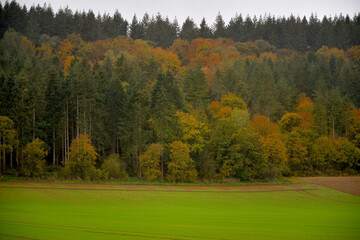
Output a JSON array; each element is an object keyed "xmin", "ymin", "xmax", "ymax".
[
  {"xmin": 258, "ymin": 133, "xmax": 288, "ymax": 178},
  {"xmin": 296, "ymin": 96, "xmax": 314, "ymax": 127},
  {"xmin": 250, "ymin": 114, "xmax": 279, "ymax": 137},
  {"xmin": 349, "ymin": 109, "xmax": 360, "ymax": 148},
  {"xmin": 250, "ymin": 115, "xmax": 288, "ymax": 178}
]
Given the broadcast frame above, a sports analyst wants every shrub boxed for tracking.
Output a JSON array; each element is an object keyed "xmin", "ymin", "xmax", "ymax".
[
  {"xmin": 21, "ymin": 138, "xmax": 48, "ymax": 177},
  {"xmin": 101, "ymin": 154, "xmax": 128, "ymax": 180}
]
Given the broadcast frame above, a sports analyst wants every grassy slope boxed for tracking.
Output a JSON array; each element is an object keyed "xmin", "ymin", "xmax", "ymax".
[{"xmin": 0, "ymin": 183, "xmax": 359, "ymax": 239}]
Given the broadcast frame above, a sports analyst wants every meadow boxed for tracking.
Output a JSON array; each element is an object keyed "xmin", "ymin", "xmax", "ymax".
[{"xmin": 0, "ymin": 181, "xmax": 359, "ymax": 240}]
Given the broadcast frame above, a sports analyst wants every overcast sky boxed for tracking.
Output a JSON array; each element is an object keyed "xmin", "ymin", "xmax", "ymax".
[{"xmin": 4, "ymin": 0, "xmax": 360, "ymax": 25}]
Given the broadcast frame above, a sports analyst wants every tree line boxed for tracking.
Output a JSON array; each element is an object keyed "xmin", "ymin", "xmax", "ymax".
[
  {"xmin": 0, "ymin": 27, "xmax": 360, "ymax": 181},
  {"xmin": 1, "ymin": 0, "xmax": 360, "ymax": 50}
]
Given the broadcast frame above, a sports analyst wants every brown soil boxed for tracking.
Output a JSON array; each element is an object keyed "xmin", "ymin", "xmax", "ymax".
[
  {"xmin": 299, "ymin": 176, "xmax": 360, "ymax": 196},
  {"xmin": 0, "ymin": 181, "xmax": 315, "ymax": 193},
  {"xmin": 0, "ymin": 233, "xmax": 40, "ymax": 240}
]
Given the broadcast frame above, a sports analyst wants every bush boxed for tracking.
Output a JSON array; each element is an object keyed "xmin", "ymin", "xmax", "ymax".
[
  {"xmin": 101, "ymin": 154, "xmax": 128, "ymax": 180},
  {"xmin": 21, "ymin": 138, "xmax": 48, "ymax": 177}
]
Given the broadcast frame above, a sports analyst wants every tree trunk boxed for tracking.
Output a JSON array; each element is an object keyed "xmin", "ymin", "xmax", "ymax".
[
  {"xmin": 138, "ymin": 124, "xmax": 142, "ymax": 178},
  {"xmin": 52, "ymin": 129, "xmax": 56, "ymax": 165},
  {"xmin": 332, "ymin": 115, "xmax": 335, "ymax": 140},
  {"xmin": 66, "ymin": 100, "xmax": 69, "ymax": 161},
  {"xmin": 89, "ymin": 104, "xmax": 92, "ymax": 137},
  {"xmin": 0, "ymin": 139, "xmax": 2, "ymax": 173},
  {"xmin": 15, "ymin": 134, "xmax": 19, "ymax": 167},
  {"xmin": 33, "ymin": 108, "xmax": 36, "ymax": 140},
  {"xmin": 345, "ymin": 112, "xmax": 348, "ymax": 139},
  {"xmin": 64, "ymin": 120, "xmax": 67, "ymax": 166},
  {"xmin": 76, "ymin": 94, "xmax": 79, "ymax": 137},
  {"xmin": 10, "ymin": 151, "xmax": 13, "ymax": 170},
  {"xmin": 2, "ymin": 145, "xmax": 5, "ymax": 173},
  {"xmin": 116, "ymin": 138, "xmax": 119, "ymax": 154},
  {"xmin": 161, "ymin": 119, "xmax": 164, "ymax": 181},
  {"xmin": 84, "ymin": 111, "xmax": 86, "ymax": 135}
]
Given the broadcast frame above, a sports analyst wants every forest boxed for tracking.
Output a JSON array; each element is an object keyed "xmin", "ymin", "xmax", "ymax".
[{"xmin": 0, "ymin": 0, "xmax": 360, "ymax": 182}]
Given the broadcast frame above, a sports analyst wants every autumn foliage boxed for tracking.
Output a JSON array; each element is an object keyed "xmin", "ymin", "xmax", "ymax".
[
  {"xmin": 139, "ymin": 143, "xmax": 163, "ymax": 181},
  {"xmin": 67, "ymin": 134, "xmax": 99, "ymax": 180},
  {"xmin": 167, "ymin": 141, "xmax": 197, "ymax": 182},
  {"xmin": 1, "ymin": 26, "xmax": 360, "ymax": 181},
  {"xmin": 21, "ymin": 138, "xmax": 48, "ymax": 177}
]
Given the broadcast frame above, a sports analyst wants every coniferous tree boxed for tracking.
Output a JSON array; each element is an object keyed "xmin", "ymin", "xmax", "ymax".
[
  {"xmin": 130, "ymin": 15, "xmax": 145, "ymax": 40},
  {"xmin": 55, "ymin": 7, "xmax": 73, "ymax": 38},
  {"xmin": 199, "ymin": 18, "xmax": 212, "ymax": 38},
  {"xmin": 183, "ymin": 67, "xmax": 209, "ymax": 109},
  {"xmin": 213, "ymin": 13, "xmax": 227, "ymax": 38},
  {"xmin": 180, "ymin": 17, "xmax": 199, "ymax": 42},
  {"xmin": 45, "ymin": 66, "xmax": 63, "ymax": 165},
  {"xmin": 227, "ymin": 14, "xmax": 243, "ymax": 42}
]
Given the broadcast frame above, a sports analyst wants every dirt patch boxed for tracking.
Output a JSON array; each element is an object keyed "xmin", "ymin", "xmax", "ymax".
[
  {"xmin": 0, "ymin": 233, "xmax": 40, "ymax": 240},
  {"xmin": 0, "ymin": 181, "xmax": 314, "ymax": 193},
  {"xmin": 299, "ymin": 176, "xmax": 360, "ymax": 197}
]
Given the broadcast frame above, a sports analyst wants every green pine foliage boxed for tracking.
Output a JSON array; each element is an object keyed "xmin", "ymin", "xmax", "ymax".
[{"xmin": 0, "ymin": 4, "xmax": 360, "ymax": 181}]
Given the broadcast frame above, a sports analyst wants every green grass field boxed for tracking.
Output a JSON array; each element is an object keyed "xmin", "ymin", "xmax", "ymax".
[{"xmin": 0, "ymin": 182, "xmax": 359, "ymax": 239}]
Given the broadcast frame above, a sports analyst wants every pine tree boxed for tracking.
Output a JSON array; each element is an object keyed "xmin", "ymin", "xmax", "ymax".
[
  {"xmin": 213, "ymin": 13, "xmax": 227, "ymax": 38},
  {"xmin": 227, "ymin": 14, "xmax": 243, "ymax": 42},
  {"xmin": 180, "ymin": 17, "xmax": 199, "ymax": 42},
  {"xmin": 130, "ymin": 15, "xmax": 145, "ymax": 40},
  {"xmin": 199, "ymin": 18, "xmax": 212, "ymax": 38},
  {"xmin": 183, "ymin": 67, "xmax": 209, "ymax": 109}
]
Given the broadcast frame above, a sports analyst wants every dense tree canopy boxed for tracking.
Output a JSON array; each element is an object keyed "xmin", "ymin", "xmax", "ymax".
[
  {"xmin": 0, "ymin": 1, "xmax": 360, "ymax": 181},
  {"xmin": 1, "ymin": 1, "xmax": 360, "ymax": 50}
]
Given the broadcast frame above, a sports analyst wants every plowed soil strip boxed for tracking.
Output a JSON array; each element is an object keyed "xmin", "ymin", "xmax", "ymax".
[
  {"xmin": 0, "ymin": 233, "xmax": 40, "ymax": 240},
  {"xmin": 0, "ymin": 185, "xmax": 317, "ymax": 193},
  {"xmin": 299, "ymin": 176, "xmax": 360, "ymax": 196}
]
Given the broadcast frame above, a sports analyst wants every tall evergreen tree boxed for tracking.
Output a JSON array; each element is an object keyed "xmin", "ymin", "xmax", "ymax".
[
  {"xmin": 183, "ymin": 67, "xmax": 209, "ymax": 109},
  {"xmin": 45, "ymin": 66, "xmax": 63, "ymax": 165},
  {"xmin": 180, "ymin": 17, "xmax": 199, "ymax": 42},
  {"xmin": 227, "ymin": 14, "xmax": 243, "ymax": 42},
  {"xmin": 199, "ymin": 18, "xmax": 212, "ymax": 38},
  {"xmin": 130, "ymin": 15, "xmax": 145, "ymax": 40},
  {"xmin": 213, "ymin": 13, "xmax": 227, "ymax": 38}
]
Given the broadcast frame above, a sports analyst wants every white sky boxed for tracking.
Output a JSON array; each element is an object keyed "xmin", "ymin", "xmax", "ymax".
[{"xmin": 3, "ymin": 0, "xmax": 360, "ymax": 25}]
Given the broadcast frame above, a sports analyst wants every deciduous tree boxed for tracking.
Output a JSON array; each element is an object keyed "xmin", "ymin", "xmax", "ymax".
[
  {"xmin": 139, "ymin": 144, "xmax": 163, "ymax": 181},
  {"xmin": 67, "ymin": 134, "xmax": 98, "ymax": 180},
  {"xmin": 167, "ymin": 141, "xmax": 197, "ymax": 182}
]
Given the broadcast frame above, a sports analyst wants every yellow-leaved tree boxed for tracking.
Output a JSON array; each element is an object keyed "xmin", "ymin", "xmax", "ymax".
[
  {"xmin": 139, "ymin": 143, "xmax": 163, "ymax": 181},
  {"xmin": 21, "ymin": 138, "xmax": 48, "ymax": 177},
  {"xmin": 167, "ymin": 141, "xmax": 197, "ymax": 182},
  {"xmin": 67, "ymin": 134, "xmax": 99, "ymax": 180}
]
